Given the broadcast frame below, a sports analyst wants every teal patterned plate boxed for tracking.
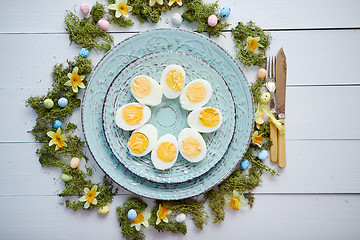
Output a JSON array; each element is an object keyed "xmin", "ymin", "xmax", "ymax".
[
  {"xmin": 81, "ymin": 29, "xmax": 254, "ymax": 200},
  {"xmin": 102, "ymin": 51, "xmax": 236, "ymax": 183}
]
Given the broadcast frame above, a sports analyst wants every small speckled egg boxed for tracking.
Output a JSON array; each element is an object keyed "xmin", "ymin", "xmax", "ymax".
[
  {"xmin": 53, "ymin": 120, "xmax": 63, "ymax": 129},
  {"xmin": 257, "ymin": 68, "xmax": 267, "ymax": 80},
  {"xmin": 98, "ymin": 19, "xmax": 110, "ymax": 31},
  {"xmin": 58, "ymin": 97, "xmax": 68, "ymax": 108},
  {"xmin": 240, "ymin": 159, "xmax": 250, "ymax": 170},
  {"xmin": 127, "ymin": 209, "xmax": 137, "ymax": 220},
  {"xmin": 70, "ymin": 157, "xmax": 81, "ymax": 169},
  {"xmin": 80, "ymin": 3, "xmax": 90, "ymax": 16},
  {"xmin": 260, "ymin": 92, "xmax": 271, "ymax": 104},
  {"xmin": 79, "ymin": 48, "xmax": 90, "ymax": 58},
  {"xmin": 98, "ymin": 205, "xmax": 110, "ymax": 215},
  {"xmin": 175, "ymin": 213, "xmax": 186, "ymax": 223},
  {"xmin": 43, "ymin": 99, "xmax": 54, "ymax": 109},
  {"xmin": 220, "ymin": 6, "xmax": 231, "ymax": 18},
  {"xmin": 257, "ymin": 150, "xmax": 269, "ymax": 161},
  {"xmin": 61, "ymin": 173, "xmax": 73, "ymax": 182},
  {"xmin": 207, "ymin": 14, "xmax": 218, "ymax": 27},
  {"xmin": 172, "ymin": 13, "xmax": 183, "ymax": 26}
]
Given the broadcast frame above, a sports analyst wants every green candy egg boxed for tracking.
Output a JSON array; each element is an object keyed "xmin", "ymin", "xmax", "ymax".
[
  {"xmin": 61, "ymin": 173, "xmax": 73, "ymax": 182},
  {"xmin": 98, "ymin": 205, "xmax": 110, "ymax": 215},
  {"xmin": 43, "ymin": 99, "xmax": 54, "ymax": 109},
  {"xmin": 260, "ymin": 92, "xmax": 271, "ymax": 104}
]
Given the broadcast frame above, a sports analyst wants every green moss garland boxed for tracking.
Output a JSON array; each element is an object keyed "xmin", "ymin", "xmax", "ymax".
[
  {"xmin": 232, "ymin": 21, "xmax": 271, "ymax": 67},
  {"xmin": 90, "ymin": 2, "xmax": 107, "ymax": 23},
  {"xmin": 205, "ymin": 189, "xmax": 226, "ymax": 223}
]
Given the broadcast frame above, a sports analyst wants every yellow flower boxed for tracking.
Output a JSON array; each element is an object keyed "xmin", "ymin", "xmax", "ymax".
[
  {"xmin": 169, "ymin": 0, "xmax": 182, "ymax": 6},
  {"xmin": 255, "ymin": 105, "xmax": 264, "ymax": 129},
  {"xmin": 244, "ymin": 36, "xmax": 264, "ymax": 54},
  {"xmin": 47, "ymin": 128, "xmax": 67, "ymax": 150},
  {"xmin": 64, "ymin": 66, "xmax": 85, "ymax": 93},
  {"xmin": 131, "ymin": 212, "xmax": 151, "ymax": 231},
  {"xmin": 252, "ymin": 131, "xmax": 263, "ymax": 147},
  {"xmin": 149, "ymin": 0, "xmax": 164, "ymax": 7},
  {"xmin": 156, "ymin": 204, "xmax": 172, "ymax": 225},
  {"xmin": 79, "ymin": 185, "xmax": 100, "ymax": 209},
  {"xmin": 108, "ymin": 0, "xmax": 133, "ymax": 18},
  {"xmin": 224, "ymin": 190, "xmax": 247, "ymax": 210}
]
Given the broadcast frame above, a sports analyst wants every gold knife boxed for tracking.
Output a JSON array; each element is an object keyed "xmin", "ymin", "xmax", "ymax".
[{"xmin": 276, "ymin": 48, "xmax": 287, "ymax": 168}]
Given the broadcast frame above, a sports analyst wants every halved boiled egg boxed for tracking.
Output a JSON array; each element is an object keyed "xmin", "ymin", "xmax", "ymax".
[
  {"xmin": 130, "ymin": 75, "xmax": 162, "ymax": 106},
  {"xmin": 128, "ymin": 124, "xmax": 158, "ymax": 157},
  {"xmin": 178, "ymin": 128, "xmax": 207, "ymax": 163},
  {"xmin": 179, "ymin": 79, "xmax": 212, "ymax": 110},
  {"xmin": 151, "ymin": 134, "xmax": 179, "ymax": 170},
  {"xmin": 187, "ymin": 107, "xmax": 223, "ymax": 133},
  {"xmin": 115, "ymin": 102, "xmax": 151, "ymax": 131},
  {"xmin": 160, "ymin": 64, "xmax": 186, "ymax": 99}
]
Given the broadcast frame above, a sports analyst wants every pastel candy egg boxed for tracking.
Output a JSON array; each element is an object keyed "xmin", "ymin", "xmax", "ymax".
[
  {"xmin": 98, "ymin": 205, "xmax": 110, "ymax": 215},
  {"xmin": 172, "ymin": 13, "xmax": 183, "ymax": 26},
  {"xmin": 175, "ymin": 213, "xmax": 186, "ymax": 223},
  {"xmin": 53, "ymin": 120, "xmax": 63, "ymax": 129},
  {"xmin": 61, "ymin": 173, "xmax": 73, "ymax": 182},
  {"xmin": 220, "ymin": 6, "xmax": 231, "ymax": 18},
  {"xmin": 79, "ymin": 48, "xmax": 90, "ymax": 58},
  {"xmin": 70, "ymin": 157, "xmax": 81, "ymax": 169},
  {"xmin": 257, "ymin": 68, "xmax": 267, "ymax": 80},
  {"xmin": 207, "ymin": 14, "xmax": 218, "ymax": 27},
  {"xmin": 127, "ymin": 209, "xmax": 137, "ymax": 220},
  {"xmin": 43, "ymin": 99, "xmax": 54, "ymax": 109},
  {"xmin": 58, "ymin": 97, "xmax": 68, "ymax": 108},
  {"xmin": 260, "ymin": 92, "xmax": 271, "ymax": 104},
  {"xmin": 80, "ymin": 3, "xmax": 90, "ymax": 16},
  {"xmin": 98, "ymin": 19, "xmax": 110, "ymax": 31},
  {"xmin": 257, "ymin": 150, "xmax": 269, "ymax": 161},
  {"xmin": 240, "ymin": 159, "xmax": 250, "ymax": 170}
]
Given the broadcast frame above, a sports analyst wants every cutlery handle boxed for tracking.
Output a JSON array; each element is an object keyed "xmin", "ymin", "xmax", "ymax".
[
  {"xmin": 277, "ymin": 130, "xmax": 286, "ymax": 168},
  {"xmin": 269, "ymin": 122, "xmax": 278, "ymax": 163}
]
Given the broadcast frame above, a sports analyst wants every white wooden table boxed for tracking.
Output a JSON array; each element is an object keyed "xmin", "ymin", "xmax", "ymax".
[{"xmin": 1, "ymin": 0, "xmax": 360, "ymax": 239}]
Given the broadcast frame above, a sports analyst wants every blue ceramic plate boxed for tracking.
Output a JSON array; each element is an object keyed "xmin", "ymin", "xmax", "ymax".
[
  {"xmin": 102, "ymin": 51, "xmax": 236, "ymax": 183},
  {"xmin": 81, "ymin": 29, "xmax": 254, "ymax": 200}
]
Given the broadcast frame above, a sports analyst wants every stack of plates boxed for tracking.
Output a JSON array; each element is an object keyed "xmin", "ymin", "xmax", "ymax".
[{"xmin": 81, "ymin": 29, "xmax": 254, "ymax": 200}]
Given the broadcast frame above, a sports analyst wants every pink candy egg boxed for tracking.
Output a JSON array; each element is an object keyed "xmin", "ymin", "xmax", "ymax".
[
  {"xmin": 208, "ymin": 14, "xmax": 218, "ymax": 27},
  {"xmin": 80, "ymin": 3, "xmax": 90, "ymax": 16},
  {"xmin": 98, "ymin": 19, "xmax": 110, "ymax": 31}
]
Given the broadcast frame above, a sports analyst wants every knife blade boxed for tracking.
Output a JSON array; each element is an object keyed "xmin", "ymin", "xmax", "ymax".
[{"xmin": 276, "ymin": 48, "xmax": 287, "ymax": 168}]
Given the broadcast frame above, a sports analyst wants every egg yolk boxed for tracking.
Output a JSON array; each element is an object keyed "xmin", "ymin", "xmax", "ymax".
[
  {"xmin": 166, "ymin": 70, "xmax": 184, "ymax": 91},
  {"xmin": 122, "ymin": 105, "xmax": 143, "ymax": 125},
  {"xmin": 182, "ymin": 137, "xmax": 202, "ymax": 158},
  {"xmin": 157, "ymin": 142, "xmax": 177, "ymax": 162},
  {"xmin": 128, "ymin": 132, "xmax": 149, "ymax": 154},
  {"xmin": 199, "ymin": 108, "xmax": 219, "ymax": 127},
  {"xmin": 186, "ymin": 83, "xmax": 206, "ymax": 103},
  {"xmin": 131, "ymin": 76, "xmax": 152, "ymax": 98}
]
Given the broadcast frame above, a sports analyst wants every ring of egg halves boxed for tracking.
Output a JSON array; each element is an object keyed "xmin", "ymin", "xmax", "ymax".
[
  {"xmin": 160, "ymin": 64, "xmax": 186, "ymax": 99},
  {"xmin": 115, "ymin": 102, "xmax": 151, "ymax": 131},
  {"xmin": 130, "ymin": 75, "xmax": 162, "ymax": 106}
]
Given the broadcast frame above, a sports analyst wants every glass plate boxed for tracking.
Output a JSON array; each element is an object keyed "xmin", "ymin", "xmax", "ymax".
[
  {"xmin": 81, "ymin": 29, "xmax": 254, "ymax": 200},
  {"xmin": 102, "ymin": 51, "xmax": 236, "ymax": 183}
]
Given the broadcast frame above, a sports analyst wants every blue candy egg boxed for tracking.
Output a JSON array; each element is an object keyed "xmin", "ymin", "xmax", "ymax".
[
  {"xmin": 53, "ymin": 120, "xmax": 63, "ymax": 129},
  {"xmin": 257, "ymin": 150, "xmax": 269, "ymax": 161},
  {"xmin": 127, "ymin": 209, "xmax": 137, "ymax": 221},
  {"xmin": 220, "ymin": 6, "xmax": 231, "ymax": 18},
  {"xmin": 240, "ymin": 159, "xmax": 250, "ymax": 170},
  {"xmin": 79, "ymin": 48, "xmax": 90, "ymax": 58},
  {"xmin": 58, "ymin": 97, "xmax": 68, "ymax": 108}
]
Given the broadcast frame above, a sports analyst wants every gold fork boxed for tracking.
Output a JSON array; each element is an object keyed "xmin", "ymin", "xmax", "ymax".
[{"xmin": 265, "ymin": 57, "xmax": 278, "ymax": 163}]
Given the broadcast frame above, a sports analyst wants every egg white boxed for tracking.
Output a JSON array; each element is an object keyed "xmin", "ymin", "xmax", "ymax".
[
  {"xmin": 115, "ymin": 102, "xmax": 151, "ymax": 131},
  {"xmin": 178, "ymin": 128, "xmax": 207, "ymax": 163},
  {"xmin": 151, "ymin": 134, "xmax": 179, "ymax": 170},
  {"xmin": 160, "ymin": 64, "xmax": 186, "ymax": 99},
  {"xmin": 187, "ymin": 107, "xmax": 223, "ymax": 133},
  {"xmin": 130, "ymin": 75, "xmax": 162, "ymax": 106},
  {"xmin": 128, "ymin": 124, "xmax": 158, "ymax": 157},
  {"xmin": 179, "ymin": 79, "xmax": 213, "ymax": 111}
]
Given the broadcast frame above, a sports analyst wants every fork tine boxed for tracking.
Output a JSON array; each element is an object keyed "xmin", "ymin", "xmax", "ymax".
[{"xmin": 271, "ymin": 56, "xmax": 275, "ymax": 79}]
